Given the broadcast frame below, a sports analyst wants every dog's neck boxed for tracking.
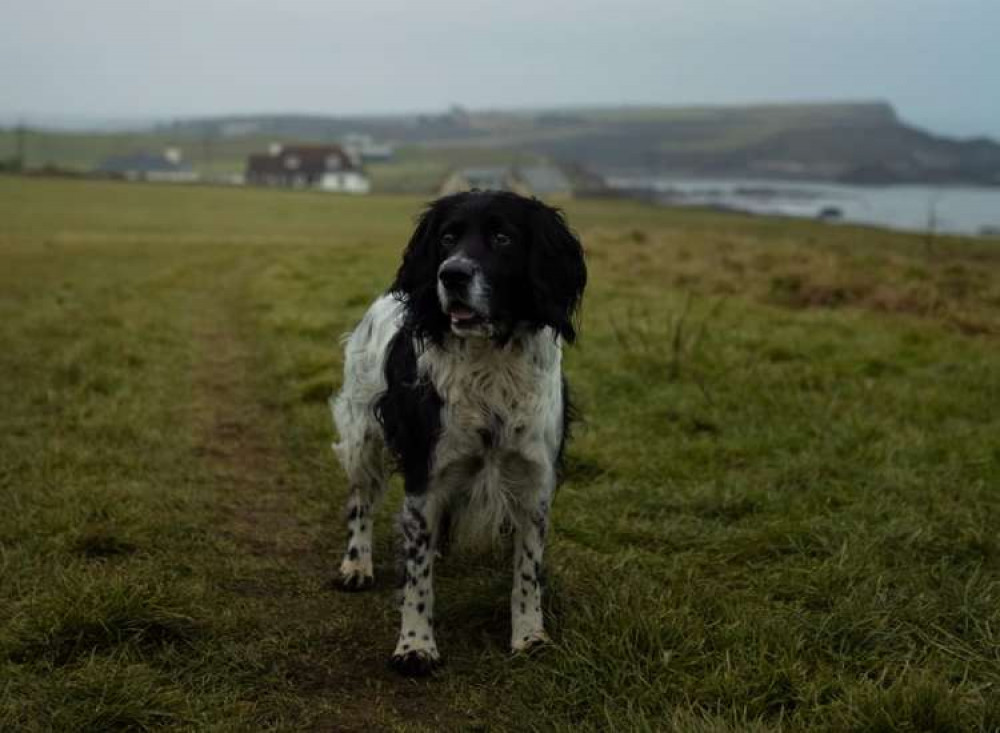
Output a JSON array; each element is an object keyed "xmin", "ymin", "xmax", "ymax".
[
  {"xmin": 420, "ymin": 326, "xmax": 560, "ymax": 402},
  {"xmin": 431, "ymin": 321, "xmax": 557, "ymax": 357}
]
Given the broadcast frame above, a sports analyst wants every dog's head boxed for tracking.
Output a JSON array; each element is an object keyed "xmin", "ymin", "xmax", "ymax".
[{"xmin": 389, "ymin": 191, "xmax": 587, "ymax": 345}]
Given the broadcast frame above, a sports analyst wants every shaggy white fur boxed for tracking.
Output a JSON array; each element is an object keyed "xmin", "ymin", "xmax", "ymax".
[
  {"xmin": 332, "ymin": 294, "xmax": 564, "ymax": 547},
  {"xmin": 330, "ymin": 294, "xmax": 564, "ymax": 660}
]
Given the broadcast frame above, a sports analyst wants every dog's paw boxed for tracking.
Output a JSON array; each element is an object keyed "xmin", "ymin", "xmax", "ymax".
[
  {"xmin": 390, "ymin": 648, "xmax": 441, "ymax": 677},
  {"xmin": 512, "ymin": 629, "xmax": 550, "ymax": 654},
  {"xmin": 334, "ymin": 570, "xmax": 374, "ymax": 592},
  {"xmin": 336, "ymin": 555, "xmax": 374, "ymax": 592}
]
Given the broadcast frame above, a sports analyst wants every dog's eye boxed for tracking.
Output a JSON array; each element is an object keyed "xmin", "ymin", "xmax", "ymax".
[
  {"xmin": 491, "ymin": 232, "xmax": 511, "ymax": 247},
  {"xmin": 441, "ymin": 233, "xmax": 457, "ymax": 248}
]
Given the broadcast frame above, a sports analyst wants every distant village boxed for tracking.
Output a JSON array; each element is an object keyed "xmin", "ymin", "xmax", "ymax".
[
  {"xmin": 91, "ymin": 134, "xmax": 385, "ymax": 193},
  {"xmin": 79, "ymin": 133, "xmax": 580, "ymax": 200}
]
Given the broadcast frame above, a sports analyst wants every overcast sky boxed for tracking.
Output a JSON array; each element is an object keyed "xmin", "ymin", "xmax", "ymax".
[{"xmin": 2, "ymin": 0, "xmax": 997, "ymax": 138}]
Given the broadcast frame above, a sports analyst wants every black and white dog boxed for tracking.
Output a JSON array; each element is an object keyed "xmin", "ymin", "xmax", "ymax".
[{"xmin": 330, "ymin": 190, "xmax": 586, "ymax": 676}]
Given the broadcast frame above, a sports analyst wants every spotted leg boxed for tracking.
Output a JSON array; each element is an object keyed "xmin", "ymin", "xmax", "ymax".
[
  {"xmin": 511, "ymin": 498, "xmax": 551, "ymax": 652},
  {"xmin": 337, "ymin": 484, "xmax": 380, "ymax": 591},
  {"xmin": 391, "ymin": 495, "xmax": 442, "ymax": 676}
]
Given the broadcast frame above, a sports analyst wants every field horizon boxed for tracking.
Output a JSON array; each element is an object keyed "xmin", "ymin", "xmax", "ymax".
[
  {"xmin": 2, "ymin": 176, "xmax": 999, "ymax": 731},
  {"xmin": 5, "ymin": 99, "xmax": 1000, "ymax": 191}
]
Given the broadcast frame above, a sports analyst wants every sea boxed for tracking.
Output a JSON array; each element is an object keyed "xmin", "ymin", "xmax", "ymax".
[{"xmin": 606, "ymin": 176, "xmax": 1000, "ymax": 238}]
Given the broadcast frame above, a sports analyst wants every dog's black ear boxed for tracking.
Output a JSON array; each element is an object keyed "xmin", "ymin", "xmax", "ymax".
[
  {"xmin": 390, "ymin": 205, "xmax": 439, "ymax": 299},
  {"xmin": 389, "ymin": 197, "xmax": 455, "ymax": 343},
  {"xmin": 527, "ymin": 200, "xmax": 587, "ymax": 343}
]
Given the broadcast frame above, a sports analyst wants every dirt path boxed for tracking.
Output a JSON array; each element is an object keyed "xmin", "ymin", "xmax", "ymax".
[{"xmin": 188, "ymin": 271, "xmax": 473, "ymax": 732}]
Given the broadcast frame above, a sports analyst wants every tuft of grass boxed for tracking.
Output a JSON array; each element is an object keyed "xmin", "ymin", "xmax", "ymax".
[
  {"xmin": 3, "ymin": 658, "xmax": 191, "ymax": 732},
  {"xmin": 71, "ymin": 528, "xmax": 139, "ymax": 559},
  {"xmin": 5, "ymin": 571, "xmax": 203, "ymax": 666}
]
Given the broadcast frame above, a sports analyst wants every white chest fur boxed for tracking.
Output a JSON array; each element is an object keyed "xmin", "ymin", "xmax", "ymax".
[{"xmin": 419, "ymin": 331, "xmax": 564, "ymax": 547}]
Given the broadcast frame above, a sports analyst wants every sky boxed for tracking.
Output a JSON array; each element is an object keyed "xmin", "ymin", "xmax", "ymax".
[{"xmin": 2, "ymin": 0, "xmax": 998, "ymax": 139}]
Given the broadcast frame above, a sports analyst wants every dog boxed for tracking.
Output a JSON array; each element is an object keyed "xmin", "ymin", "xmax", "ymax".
[{"xmin": 330, "ymin": 190, "xmax": 586, "ymax": 676}]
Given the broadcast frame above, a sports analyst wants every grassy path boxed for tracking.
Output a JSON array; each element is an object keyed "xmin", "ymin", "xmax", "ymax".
[
  {"xmin": 186, "ymin": 264, "xmax": 480, "ymax": 730},
  {"xmin": 0, "ymin": 236, "xmax": 483, "ymax": 729}
]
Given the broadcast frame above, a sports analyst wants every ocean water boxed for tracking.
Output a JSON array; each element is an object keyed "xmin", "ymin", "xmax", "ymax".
[{"xmin": 607, "ymin": 176, "xmax": 1000, "ymax": 237}]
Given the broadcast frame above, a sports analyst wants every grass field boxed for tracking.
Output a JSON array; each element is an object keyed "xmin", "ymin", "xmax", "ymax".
[{"xmin": 2, "ymin": 176, "xmax": 999, "ymax": 731}]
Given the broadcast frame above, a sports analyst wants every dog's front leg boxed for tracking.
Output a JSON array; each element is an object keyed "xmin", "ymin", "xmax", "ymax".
[
  {"xmin": 338, "ymin": 489, "xmax": 377, "ymax": 590},
  {"xmin": 511, "ymin": 495, "xmax": 551, "ymax": 652},
  {"xmin": 391, "ymin": 494, "xmax": 442, "ymax": 676}
]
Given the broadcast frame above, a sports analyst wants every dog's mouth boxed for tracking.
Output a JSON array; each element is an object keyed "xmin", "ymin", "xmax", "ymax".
[{"xmin": 446, "ymin": 302, "xmax": 488, "ymax": 330}]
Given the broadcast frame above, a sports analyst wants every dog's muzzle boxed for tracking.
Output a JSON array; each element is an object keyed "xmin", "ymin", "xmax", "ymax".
[{"xmin": 438, "ymin": 259, "xmax": 489, "ymax": 333}]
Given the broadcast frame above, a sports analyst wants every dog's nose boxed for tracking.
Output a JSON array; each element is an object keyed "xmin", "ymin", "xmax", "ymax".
[{"xmin": 438, "ymin": 260, "xmax": 474, "ymax": 291}]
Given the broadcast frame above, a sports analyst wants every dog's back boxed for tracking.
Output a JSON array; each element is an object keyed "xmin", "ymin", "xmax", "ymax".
[{"xmin": 330, "ymin": 295, "xmax": 403, "ymax": 482}]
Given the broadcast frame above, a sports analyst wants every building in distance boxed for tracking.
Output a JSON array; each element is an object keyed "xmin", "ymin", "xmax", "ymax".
[{"xmin": 246, "ymin": 144, "xmax": 370, "ymax": 194}]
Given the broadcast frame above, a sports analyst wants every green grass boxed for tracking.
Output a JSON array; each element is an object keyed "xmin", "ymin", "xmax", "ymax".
[{"xmin": 1, "ymin": 176, "xmax": 999, "ymax": 731}]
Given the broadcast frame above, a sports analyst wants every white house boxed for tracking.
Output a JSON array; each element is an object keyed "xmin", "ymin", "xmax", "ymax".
[{"xmin": 246, "ymin": 144, "xmax": 371, "ymax": 194}]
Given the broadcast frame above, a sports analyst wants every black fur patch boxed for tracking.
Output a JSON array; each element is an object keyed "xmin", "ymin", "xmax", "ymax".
[{"xmin": 374, "ymin": 329, "xmax": 442, "ymax": 495}]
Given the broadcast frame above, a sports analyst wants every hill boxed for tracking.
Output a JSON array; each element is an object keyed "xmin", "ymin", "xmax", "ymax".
[
  {"xmin": 161, "ymin": 101, "xmax": 1000, "ymax": 185},
  {"xmin": 4, "ymin": 101, "xmax": 999, "ymax": 188}
]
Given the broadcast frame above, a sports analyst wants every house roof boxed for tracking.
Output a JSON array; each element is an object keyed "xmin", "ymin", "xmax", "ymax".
[
  {"xmin": 246, "ymin": 145, "xmax": 359, "ymax": 176},
  {"xmin": 97, "ymin": 152, "xmax": 192, "ymax": 174},
  {"xmin": 515, "ymin": 165, "xmax": 572, "ymax": 194},
  {"xmin": 454, "ymin": 167, "xmax": 511, "ymax": 190},
  {"xmin": 447, "ymin": 165, "xmax": 572, "ymax": 195}
]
